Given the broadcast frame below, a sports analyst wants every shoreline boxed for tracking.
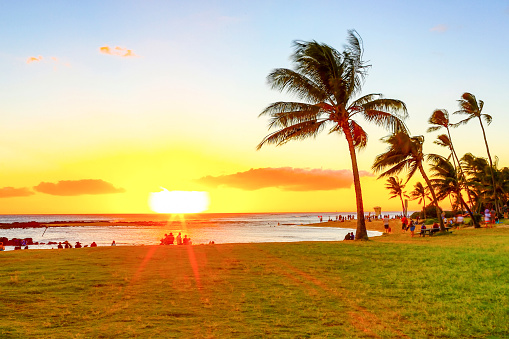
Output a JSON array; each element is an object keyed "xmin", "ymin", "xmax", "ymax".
[{"xmin": 307, "ymin": 219, "xmax": 388, "ymax": 233}]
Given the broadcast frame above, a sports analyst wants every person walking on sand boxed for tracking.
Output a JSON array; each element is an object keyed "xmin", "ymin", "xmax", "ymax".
[
  {"xmin": 401, "ymin": 215, "xmax": 408, "ymax": 233},
  {"xmin": 176, "ymin": 232, "xmax": 182, "ymax": 245},
  {"xmin": 383, "ymin": 216, "xmax": 389, "ymax": 233},
  {"xmin": 484, "ymin": 208, "xmax": 491, "ymax": 227},
  {"xmin": 409, "ymin": 220, "xmax": 416, "ymax": 237}
]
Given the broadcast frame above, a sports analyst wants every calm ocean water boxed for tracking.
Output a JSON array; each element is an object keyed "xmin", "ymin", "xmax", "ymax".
[{"xmin": 0, "ymin": 212, "xmax": 396, "ymax": 251}]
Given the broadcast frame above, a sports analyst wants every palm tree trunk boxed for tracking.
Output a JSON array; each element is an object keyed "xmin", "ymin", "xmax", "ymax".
[
  {"xmin": 478, "ymin": 116, "xmax": 498, "ymax": 216},
  {"xmin": 345, "ymin": 130, "xmax": 368, "ymax": 240},
  {"xmin": 423, "ymin": 197, "xmax": 427, "ymax": 219},
  {"xmin": 418, "ymin": 164, "xmax": 445, "ymax": 231},
  {"xmin": 447, "ymin": 127, "xmax": 475, "ymax": 213},
  {"xmin": 456, "ymin": 189, "xmax": 478, "ymax": 228},
  {"xmin": 399, "ymin": 194, "xmax": 406, "ymax": 217}
]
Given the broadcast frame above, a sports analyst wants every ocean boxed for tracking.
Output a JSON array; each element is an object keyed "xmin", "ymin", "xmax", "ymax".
[{"xmin": 0, "ymin": 212, "xmax": 395, "ymax": 251}]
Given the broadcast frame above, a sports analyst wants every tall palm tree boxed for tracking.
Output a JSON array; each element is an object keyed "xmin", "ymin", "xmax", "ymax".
[
  {"xmin": 428, "ymin": 109, "xmax": 475, "ymax": 211},
  {"xmin": 410, "ymin": 182, "xmax": 429, "ymax": 219},
  {"xmin": 372, "ymin": 131, "xmax": 445, "ymax": 231},
  {"xmin": 257, "ymin": 31, "xmax": 408, "ymax": 240},
  {"xmin": 385, "ymin": 176, "xmax": 409, "ymax": 216},
  {"xmin": 434, "ymin": 134, "xmax": 476, "ymax": 213},
  {"xmin": 429, "ymin": 155, "xmax": 479, "ymax": 227},
  {"xmin": 453, "ymin": 92, "xmax": 497, "ymax": 214},
  {"xmin": 461, "ymin": 153, "xmax": 489, "ymax": 213}
]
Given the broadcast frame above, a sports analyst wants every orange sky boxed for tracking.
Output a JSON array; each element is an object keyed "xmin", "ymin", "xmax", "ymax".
[{"xmin": 1, "ymin": 1, "xmax": 507, "ymax": 214}]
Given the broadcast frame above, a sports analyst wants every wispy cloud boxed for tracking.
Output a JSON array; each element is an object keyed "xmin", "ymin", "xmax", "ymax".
[
  {"xmin": 197, "ymin": 167, "xmax": 374, "ymax": 191},
  {"xmin": 26, "ymin": 56, "xmax": 43, "ymax": 64},
  {"xmin": 34, "ymin": 179, "xmax": 125, "ymax": 196},
  {"xmin": 26, "ymin": 55, "xmax": 70, "ymax": 68},
  {"xmin": 430, "ymin": 24, "xmax": 449, "ymax": 33},
  {"xmin": 0, "ymin": 187, "xmax": 35, "ymax": 198},
  {"xmin": 99, "ymin": 45, "xmax": 137, "ymax": 57}
]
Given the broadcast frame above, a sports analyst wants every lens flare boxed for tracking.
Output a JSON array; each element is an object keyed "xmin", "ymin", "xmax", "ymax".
[{"xmin": 149, "ymin": 188, "xmax": 209, "ymax": 213}]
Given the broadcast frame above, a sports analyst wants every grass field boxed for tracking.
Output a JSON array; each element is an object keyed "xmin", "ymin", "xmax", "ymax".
[{"xmin": 1, "ymin": 224, "xmax": 508, "ymax": 338}]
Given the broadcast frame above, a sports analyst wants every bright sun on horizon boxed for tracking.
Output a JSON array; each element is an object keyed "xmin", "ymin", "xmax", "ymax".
[{"xmin": 149, "ymin": 188, "xmax": 210, "ymax": 214}]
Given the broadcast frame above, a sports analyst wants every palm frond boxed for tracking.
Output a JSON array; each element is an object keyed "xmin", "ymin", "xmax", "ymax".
[
  {"xmin": 349, "ymin": 120, "xmax": 368, "ymax": 149},
  {"xmin": 259, "ymin": 102, "xmax": 323, "ymax": 129},
  {"xmin": 482, "ymin": 113, "xmax": 493, "ymax": 125},
  {"xmin": 449, "ymin": 117, "xmax": 473, "ymax": 128},
  {"xmin": 257, "ymin": 120, "xmax": 327, "ymax": 150},
  {"xmin": 361, "ymin": 108, "xmax": 408, "ymax": 134},
  {"xmin": 267, "ymin": 68, "xmax": 327, "ymax": 103},
  {"xmin": 427, "ymin": 125, "xmax": 442, "ymax": 133}
]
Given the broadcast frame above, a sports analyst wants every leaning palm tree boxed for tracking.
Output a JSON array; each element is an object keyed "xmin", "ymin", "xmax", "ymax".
[
  {"xmin": 372, "ymin": 131, "xmax": 445, "ymax": 231},
  {"xmin": 410, "ymin": 182, "xmax": 429, "ymax": 219},
  {"xmin": 428, "ymin": 109, "xmax": 475, "ymax": 211},
  {"xmin": 434, "ymin": 134, "xmax": 475, "ymax": 212},
  {"xmin": 453, "ymin": 92, "xmax": 497, "ymax": 214},
  {"xmin": 429, "ymin": 155, "xmax": 479, "ymax": 227},
  {"xmin": 257, "ymin": 31, "xmax": 408, "ymax": 240},
  {"xmin": 385, "ymin": 176, "xmax": 409, "ymax": 217},
  {"xmin": 461, "ymin": 153, "xmax": 489, "ymax": 213}
]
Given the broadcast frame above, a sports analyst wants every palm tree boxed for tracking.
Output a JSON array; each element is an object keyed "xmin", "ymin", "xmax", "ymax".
[
  {"xmin": 434, "ymin": 134, "xmax": 476, "ymax": 215},
  {"xmin": 429, "ymin": 155, "xmax": 479, "ymax": 227},
  {"xmin": 428, "ymin": 109, "xmax": 475, "ymax": 211},
  {"xmin": 410, "ymin": 182, "xmax": 429, "ymax": 219},
  {"xmin": 372, "ymin": 131, "xmax": 445, "ymax": 231},
  {"xmin": 453, "ymin": 93, "xmax": 497, "ymax": 214},
  {"xmin": 461, "ymin": 153, "xmax": 489, "ymax": 213},
  {"xmin": 257, "ymin": 31, "xmax": 408, "ymax": 240},
  {"xmin": 385, "ymin": 176, "xmax": 409, "ymax": 217}
]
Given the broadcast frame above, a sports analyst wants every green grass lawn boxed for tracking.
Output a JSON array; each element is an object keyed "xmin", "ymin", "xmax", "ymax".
[{"xmin": 1, "ymin": 228, "xmax": 508, "ymax": 338}]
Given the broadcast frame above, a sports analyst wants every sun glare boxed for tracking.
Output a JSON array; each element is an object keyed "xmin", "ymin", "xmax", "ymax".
[{"xmin": 149, "ymin": 188, "xmax": 209, "ymax": 214}]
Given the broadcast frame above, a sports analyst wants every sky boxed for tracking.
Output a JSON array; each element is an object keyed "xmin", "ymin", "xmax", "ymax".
[{"xmin": 0, "ymin": 0, "xmax": 508, "ymax": 214}]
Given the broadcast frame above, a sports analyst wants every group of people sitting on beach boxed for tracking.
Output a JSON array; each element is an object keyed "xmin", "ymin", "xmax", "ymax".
[
  {"xmin": 56, "ymin": 241, "xmax": 97, "ymax": 249},
  {"xmin": 55, "ymin": 240, "xmax": 115, "ymax": 249},
  {"xmin": 160, "ymin": 232, "xmax": 192, "ymax": 245}
]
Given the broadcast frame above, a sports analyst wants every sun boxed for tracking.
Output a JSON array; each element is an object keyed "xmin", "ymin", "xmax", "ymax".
[{"xmin": 149, "ymin": 188, "xmax": 210, "ymax": 214}]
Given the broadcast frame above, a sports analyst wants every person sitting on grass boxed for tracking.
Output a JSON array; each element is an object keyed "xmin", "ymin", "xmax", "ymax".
[
  {"xmin": 350, "ymin": 232, "xmax": 355, "ymax": 240},
  {"xmin": 90, "ymin": 242, "xmax": 97, "ymax": 247},
  {"xmin": 344, "ymin": 233, "xmax": 351, "ymax": 241},
  {"xmin": 0, "ymin": 242, "xmax": 5, "ymax": 251},
  {"xmin": 57, "ymin": 242, "xmax": 63, "ymax": 249}
]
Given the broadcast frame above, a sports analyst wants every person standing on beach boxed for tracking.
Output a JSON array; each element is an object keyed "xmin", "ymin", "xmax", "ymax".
[
  {"xmin": 409, "ymin": 220, "xmax": 416, "ymax": 237},
  {"xmin": 383, "ymin": 216, "xmax": 389, "ymax": 233},
  {"xmin": 491, "ymin": 208, "xmax": 496, "ymax": 226},
  {"xmin": 176, "ymin": 232, "xmax": 182, "ymax": 245},
  {"xmin": 401, "ymin": 215, "xmax": 408, "ymax": 233}
]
